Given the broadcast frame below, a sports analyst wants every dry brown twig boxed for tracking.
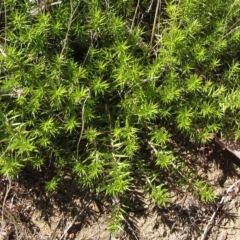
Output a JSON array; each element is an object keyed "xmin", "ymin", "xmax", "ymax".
[
  {"xmin": 49, "ymin": 213, "xmax": 64, "ymax": 240},
  {"xmin": 130, "ymin": 0, "xmax": 140, "ymax": 31},
  {"xmin": 76, "ymin": 88, "xmax": 90, "ymax": 160},
  {"xmin": 150, "ymin": 0, "xmax": 161, "ymax": 49},
  {"xmin": 60, "ymin": 0, "xmax": 80, "ymax": 57},
  {"xmin": 30, "ymin": 1, "xmax": 62, "ymax": 16},
  {"xmin": 0, "ymin": 45, "xmax": 6, "ymax": 57},
  {"xmin": 0, "ymin": 178, "xmax": 20, "ymax": 240},
  {"xmin": 59, "ymin": 200, "xmax": 92, "ymax": 240},
  {"xmin": 201, "ymin": 178, "xmax": 240, "ymax": 240}
]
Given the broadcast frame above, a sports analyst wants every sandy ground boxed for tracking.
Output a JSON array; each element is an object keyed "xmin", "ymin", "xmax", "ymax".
[{"xmin": 1, "ymin": 140, "xmax": 240, "ymax": 240}]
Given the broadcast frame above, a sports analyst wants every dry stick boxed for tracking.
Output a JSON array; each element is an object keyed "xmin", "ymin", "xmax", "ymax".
[
  {"xmin": 30, "ymin": 1, "xmax": 62, "ymax": 16},
  {"xmin": 201, "ymin": 179, "xmax": 240, "ymax": 240},
  {"xmin": 76, "ymin": 89, "xmax": 90, "ymax": 160},
  {"xmin": 150, "ymin": 0, "xmax": 161, "ymax": 49},
  {"xmin": 49, "ymin": 214, "xmax": 64, "ymax": 240},
  {"xmin": 1, "ymin": 178, "xmax": 11, "ymax": 230},
  {"xmin": 130, "ymin": 0, "xmax": 140, "ymax": 31},
  {"xmin": 0, "ymin": 1, "xmax": 7, "ymax": 57},
  {"xmin": 3, "ymin": 0, "xmax": 7, "ymax": 46},
  {"xmin": 60, "ymin": 0, "xmax": 80, "ymax": 57},
  {"xmin": 82, "ymin": 45, "xmax": 92, "ymax": 66},
  {"xmin": 146, "ymin": 0, "xmax": 154, "ymax": 13},
  {"xmin": 222, "ymin": 25, "xmax": 240, "ymax": 39},
  {"xmin": 221, "ymin": 0, "xmax": 239, "ymax": 39},
  {"xmin": 59, "ymin": 200, "xmax": 92, "ymax": 240},
  {"xmin": 0, "ymin": 178, "xmax": 19, "ymax": 240},
  {"xmin": 105, "ymin": 103, "xmax": 116, "ymax": 162},
  {"xmin": 0, "ymin": 45, "xmax": 6, "ymax": 57},
  {"xmin": 60, "ymin": 0, "xmax": 73, "ymax": 57}
]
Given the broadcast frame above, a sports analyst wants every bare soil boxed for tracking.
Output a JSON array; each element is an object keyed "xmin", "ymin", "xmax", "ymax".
[{"xmin": 1, "ymin": 139, "xmax": 240, "ymax": 240}]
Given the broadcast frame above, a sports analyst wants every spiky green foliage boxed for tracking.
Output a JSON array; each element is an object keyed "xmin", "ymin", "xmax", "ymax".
[{"xmin": 1, "ymin": 0, "xmax": 240, "ymax": 233}]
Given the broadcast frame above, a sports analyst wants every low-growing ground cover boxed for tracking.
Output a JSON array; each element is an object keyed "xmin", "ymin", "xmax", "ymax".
[{"xmin": 1, "ymin": 0, "xmax": 240, "ymax": 238}]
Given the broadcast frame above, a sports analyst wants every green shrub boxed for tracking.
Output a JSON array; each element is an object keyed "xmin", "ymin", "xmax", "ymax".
[{"xmin": 1, "ymin": 0, "xmax": 240, "ymax": 233}]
